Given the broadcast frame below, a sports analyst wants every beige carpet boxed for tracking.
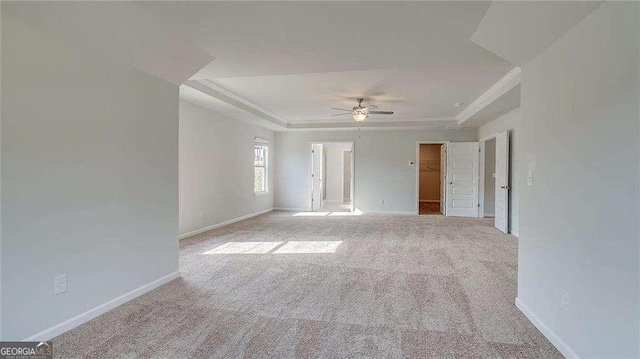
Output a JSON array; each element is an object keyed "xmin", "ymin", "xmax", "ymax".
[{"xmin": 53, "ymin": 211, "xmax": 561, "ymax": 358}]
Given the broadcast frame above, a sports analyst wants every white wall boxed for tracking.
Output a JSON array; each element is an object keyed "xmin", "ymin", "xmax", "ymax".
[
  {"xmin": 179, "ymin": 99, "xmax": 274, "ymax": 236},
  {"xmin": 0, "ymin": 4, "xmax": 4, "ymax": 341},
  {"xmin": 479, "ymin": 107, "xmax": 521, "ymax": 234},
  {"xmin": 1, "ymin": 16, "xmax": 179, "ymax": 340},
  {"xmin": 518, "ymin": 2, "xmax": 639, "ymax": 358},
  {"xmin": 322, "ymin": 143, "xmax": 352, "ymax": 203},
  {"xmin": 274, "ymin": 129, "xmax": 477, "ymax": 213}
]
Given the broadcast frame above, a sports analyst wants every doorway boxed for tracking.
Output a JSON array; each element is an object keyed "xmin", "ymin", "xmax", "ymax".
[
  {"xmin": 418, "ymin": 144, "xmax": 444, "ymax": 215},
  {"xmin": 483, "ymin": 138, "xmax": 496, "ymax": 218},
  {"xmin": 479, "ymin": 131, "xmax": 510, "ymax": 233},
  {"xmin": 416, "ymin": 141, "xmax": 481, "ymax": 217},
  {"xmin": 310, "ymin": 142, "xmax": 354, "ymax": 212}
]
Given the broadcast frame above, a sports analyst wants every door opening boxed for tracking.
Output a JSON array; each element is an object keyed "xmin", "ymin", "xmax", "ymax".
[
  {"xmin": 479, "ymin": 131, "xmax": 510, "ymax": 233},
  {"xmin": 342, "ymin": 149, "xmax": 351, "ymax": 206},
  {"xmin": 310, "ymin": 142, "xmax": 354, "ymax": 212},
  {"xmin": 415, "ymin": 142, "xmax": 447, "ymax": 215},
  {"xmin": 418, "ymin": 144, "xmax": 444, "ymax": 215},
  {"xmin": 483, "ymin": 138, "xmax": 496, "ymax": 218},
  {"xmin": 416, "ymin": 141, "xmax": 479, "ymax": 217}
]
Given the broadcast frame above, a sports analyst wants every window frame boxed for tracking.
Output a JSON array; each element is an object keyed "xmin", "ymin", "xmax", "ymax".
[{"xmin": 254, "ymin": 141, "xmax": 269, "ymax": 195}]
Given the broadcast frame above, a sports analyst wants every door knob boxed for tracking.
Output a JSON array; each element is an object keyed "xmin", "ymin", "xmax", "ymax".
[{"xmin": 449, "ymin": 182, "xmax": 453, "ymax": 185}]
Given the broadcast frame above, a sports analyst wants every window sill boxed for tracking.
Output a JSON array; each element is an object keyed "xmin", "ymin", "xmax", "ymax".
[{"xmin": 254, "ymin": 192, "xmax": 270, "ymax": 197}]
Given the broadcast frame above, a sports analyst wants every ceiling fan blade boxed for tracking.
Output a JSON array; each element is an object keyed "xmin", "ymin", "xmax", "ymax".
[
  {"xmin": 331, "ymin": 113, "xmax": 352, "ymax": 117},
  {"xmin": 369, "ymin": 111, "xmax": 394, "ymax": 115},
  {"xmin": 331, "ymin": 107, "xmax": 352, "ymax": 112},
  {"xmin": 367, "ymin": 104, "xmax": 378, "ymax": 108}
]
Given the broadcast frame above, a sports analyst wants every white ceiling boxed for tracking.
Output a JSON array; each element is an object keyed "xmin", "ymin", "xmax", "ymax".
[
  {"xmin": 144, "ymin": 2, "xmax": 506, "ymax": 78},
  {"xmin": 3, "ymin": 2, "xmax": 213, "ymax": 85},
  {"xmin": 211, "ymin": 65, "xmax": 510, "ymax": 123},
  {"xmin": 142, "ymin": 1, "xmax": 514, "ymax": 128},
  {"xmin": 472, "ymin": 1, "xmax": 602, "ymax": 66},
  {"xmin": 7, "ymin": 1, "xmax": 601, "ymax": 131}
]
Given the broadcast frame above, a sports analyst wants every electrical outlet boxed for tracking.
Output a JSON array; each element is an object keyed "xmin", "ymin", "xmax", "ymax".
[
  {"xmin": 379, "ymin": 199, "xmax": 385, "ymax": 205},
  {"xmin": 55, "ymin": 274, "xmax": 68, "ymax": 295},
  {"xmin": 561, "ymin": 290, "xmax": 569, "ymax": 312}
]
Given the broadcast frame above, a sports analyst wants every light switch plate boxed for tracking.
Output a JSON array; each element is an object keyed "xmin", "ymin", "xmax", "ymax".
[{"xmin": 527, "ymin": 171, "xmax": 534, "ymax": 186}]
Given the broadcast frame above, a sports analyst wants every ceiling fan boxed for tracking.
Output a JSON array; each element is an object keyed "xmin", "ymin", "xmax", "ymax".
[{"xmin": 331, "ymin": 98, "xmax": 394, "ymax": 122}]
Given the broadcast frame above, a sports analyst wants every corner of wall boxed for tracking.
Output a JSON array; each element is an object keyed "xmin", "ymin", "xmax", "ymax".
[
  {"xmin": 0, "ymin": 3, "xmax": 3, "ymax": 341},
  {"xmin": 2, "ymin": 14, "xmax": 180, "ymax": 340},
  {"xmin": 178, "ymin": 99, "xmax": 275, "ymax": 237},
  {"xmin": 515, "ymin": 298, "xmax": 580, "ymax": 358}
]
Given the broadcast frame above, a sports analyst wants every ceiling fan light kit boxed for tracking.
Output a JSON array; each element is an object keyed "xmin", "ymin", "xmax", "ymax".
[
  {"xmin": 353, "ymin": 109, "xmax": 368, "ymax": 122},
  {"xmin": 331, "ymin": 98, "xmax": 394, "ymax": 123}
]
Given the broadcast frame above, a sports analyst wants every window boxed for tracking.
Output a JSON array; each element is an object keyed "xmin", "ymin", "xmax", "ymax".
[{"xmin": 254, "ymin": 143, "xmax": 268, "ymax": 194}]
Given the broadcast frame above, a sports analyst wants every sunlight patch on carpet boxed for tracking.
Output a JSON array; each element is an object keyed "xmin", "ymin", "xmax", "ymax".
[
  {"xmin": 293, "ymin": 212, "xmax": 329, "ymax": 216},
  {"xmin": 203, "ymin": 241, "xmax": 283, "ymax": 254},
  {"xmin": 273, "ymin": 241, "xmax": 343, "ymax": 254}
]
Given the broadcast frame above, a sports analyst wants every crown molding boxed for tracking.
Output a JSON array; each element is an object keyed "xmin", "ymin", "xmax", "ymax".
[
  {"xmin": 183, "ymin": 79, "xmax": 288, "ymax": 129},
  {"xmin": 185, "ymin": 70, "xmax": 517, "ymax": 131},
  {"xmin": 288, "ymin": 116, "xmax": 455, "ymax": 125},
  {"xmin": 456, "ymin": 67, "xmax": 521, "ymax": 125},
  {"xmin": 285, "ymin": 118, "xmax": 458, "ymax": 131},
  {"xmin": 181, "ymin": 80, "xmax": 459, "ymax": 132}
]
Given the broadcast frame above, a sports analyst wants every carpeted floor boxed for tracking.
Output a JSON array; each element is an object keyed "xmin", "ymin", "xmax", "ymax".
[{"xmin": 53, "ymin": 211, "xmax": 561, "ymax": 358}]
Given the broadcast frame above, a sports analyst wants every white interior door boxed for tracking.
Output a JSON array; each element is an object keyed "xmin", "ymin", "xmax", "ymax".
[
  {"xmin": 440, "ymin": 144, "xmax": 447, "ymax": 215},
  {"xmin": 312, "ymin": 144, "xmax": 323, "ymax": 210},
  {"xmin": 322, "ymin": 150, "xmax": 327, "ymax": 204},
  {"xmin": 446, "ymin": 142, "xmax": 479, "ymax": 217},
  {"xmin": 494, "ymin": 131, "xmax": 509, "ymax": 233}
]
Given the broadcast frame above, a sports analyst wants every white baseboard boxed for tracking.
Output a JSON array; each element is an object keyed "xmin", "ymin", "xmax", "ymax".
[
  {"xmin": 515, "ymin": 297, "xmax": 579, "ymax": 359},
  {"xmin": 510, "ymin": 229, "xmax": 519, "ymax": 237},
  {"xmin": 179, "ymin": 208, "xmax": 273, "ymax": 240},
  {"xmin": 484, "ymin": 213, "xmax": 495, "ymax": 218},
  {"xmin": 23, "ymin": 271, "xmax": 180, "ymax": 341},
  {"xmin": 273, "ymin": 207, "xmax": 308, "ymax": 212},
  {"xmin": 274, "ymin": 208, "xmax": 413, "ymax": 216},
  {"xmin": 419, "ymin": 200, "xmax": 440, "ymax": 203},
  {"xmin": 364, "ymin": 210, "xmax": 415, "ymax": 215}
]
